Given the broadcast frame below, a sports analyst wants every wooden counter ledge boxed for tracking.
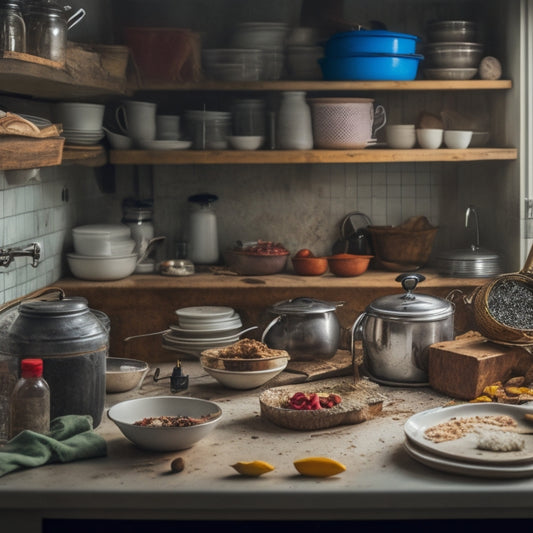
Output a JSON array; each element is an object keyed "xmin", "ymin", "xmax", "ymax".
[{"xmin": 54, "ymin": 270, "xmax": 487, "ymax": 363}]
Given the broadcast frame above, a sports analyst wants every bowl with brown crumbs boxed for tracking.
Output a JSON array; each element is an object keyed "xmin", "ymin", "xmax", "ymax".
[
  {"xmin": 200, "ymin": 338, "xmax": 290, "ymax": 372},
  {"xmin": 107, "ymin": 396, "xmax": 222, "ymax": 451}
]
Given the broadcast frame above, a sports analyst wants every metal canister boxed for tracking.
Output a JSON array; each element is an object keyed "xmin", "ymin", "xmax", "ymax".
[{"xmin": 0, "ymin": 297, "xmax": 108, "ymax": 427}]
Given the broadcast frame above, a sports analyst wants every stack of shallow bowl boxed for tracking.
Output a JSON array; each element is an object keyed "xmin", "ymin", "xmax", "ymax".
[
  {"xmin": 230, "ymin": 21, "xmax": 289, "ymax": 80},
  {"xmin": 319, "ymin": 29, "xmax": 422, "ymax": 81},
  {"xmin": 162, "ymin": 306, "xmax": 246, "ymax": 358},
  {"xmin": 285, "ymin": 26, "xmax": 323, "ymax": 80},
  {"xmin": 67, "ymin": 224, "xmax": 137, "ymax": 281},
  {"xmin": 423, "ymin": 20, "xmax": 483, "ymax": 80},
  {"xmin": 202, "ymin": 48, "xmax": 264, "ymax": 81},
  {"xmin": 54, "ymin": 102, "xmax": 105, "ymax": 146}
]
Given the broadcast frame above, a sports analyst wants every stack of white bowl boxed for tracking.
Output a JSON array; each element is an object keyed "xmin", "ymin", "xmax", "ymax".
[
  {"xmin": 67, "ymin": 224, "xmax": 137, "ymax": 281},
  {"xmin": 162, "ymin": 306, "xmax": 246, "ymax": 358},
  {"xmin": 54, "ymin": 102, "xmax": 105, "ymax": 146},
  {"xmin": 230, "ymin": 22, "xmax": 289, "ymax": 80}
]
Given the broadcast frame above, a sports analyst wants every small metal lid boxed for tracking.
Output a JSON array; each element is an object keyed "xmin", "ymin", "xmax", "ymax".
[
  {"xmin": 269, "ymin": 297, "xmax": 341, "ymax": 315},
  {"xmin": 366, "ymin": 274, "xmax": 454, "ymax": 321}
]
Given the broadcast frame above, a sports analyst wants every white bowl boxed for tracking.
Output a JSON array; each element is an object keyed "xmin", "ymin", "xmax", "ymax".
[
  {"xmin": 104, "ymin": 128, "xmax": 133, "ymax": 150},
  {"xmin": 228, "ymin": 135, "xmax": 264, "ymax": 150},
  {"xmin": 201, "ymin": 361, "xmax": 288, "ymax": 390},
  {"xmin": 67, "ymin": 253, "xmax": 137, "ymax": 281},
  {"xmin": 386, "ymin": 124, "xmax": 416, "ymax": 149},
  {"xmin": 416, "ymin": 128, "xmax": 443, "ymax": 149},
  {"xmin": 107, "ymin": 396, "xmax": 223, "ymax": 451},
  {"xmin": 444, "ymin": 129, "xmax": 473, "ymax": 149},
  {"xmin": 54, "ymin": 102, "xmax": 105, "ymax": 132},
  {"xmin": 106, "ymin": 357, "xmax": 149, "ymax": 393}
]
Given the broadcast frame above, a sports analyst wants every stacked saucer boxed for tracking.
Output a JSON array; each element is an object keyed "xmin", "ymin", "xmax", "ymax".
[{"xmin": 162, "ymin": 306, "xmax": 252, "ymax": 358}]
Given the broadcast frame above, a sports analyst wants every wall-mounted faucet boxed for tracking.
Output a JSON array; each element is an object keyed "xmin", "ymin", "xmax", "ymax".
[{"xmin": 0, "ymin": 242, "xmax": 41, "ymax": 268}]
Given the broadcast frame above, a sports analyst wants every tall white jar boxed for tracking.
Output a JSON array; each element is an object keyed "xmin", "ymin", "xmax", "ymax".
[
  {"xmin": 187, "ymin": 193, "xmax": 219, "ymax": 265},
  {"xmin": 277, "ymin": 91, "xmax": 314, "ymax": 150}
]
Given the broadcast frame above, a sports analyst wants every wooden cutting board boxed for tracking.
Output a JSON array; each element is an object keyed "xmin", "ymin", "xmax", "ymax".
[
  {"xmin": 428, "ymin": 333, "xmax": 533, "ymax": 400},
  {"xmin": 259, "ymin": 376, "xmax": 385, "ymax": 431}
]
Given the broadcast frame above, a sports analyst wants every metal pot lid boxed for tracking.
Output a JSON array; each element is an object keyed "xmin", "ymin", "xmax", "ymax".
[
  {"xmin": 269, "ymin": 297, "xmax": 343, "ymax": 314},
  {"xmin": 366, "ymin": 273, "xmax": 454, "ymax": 321}
]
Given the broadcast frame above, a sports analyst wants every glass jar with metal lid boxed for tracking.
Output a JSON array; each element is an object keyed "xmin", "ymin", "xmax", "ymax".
[
  {"xmin": 23, "ymin": 1, "xmax": 85, "ymax": 64},
  {"xmin": 0, "ymin": 0, "xmax": 26, "ymax": 53}
]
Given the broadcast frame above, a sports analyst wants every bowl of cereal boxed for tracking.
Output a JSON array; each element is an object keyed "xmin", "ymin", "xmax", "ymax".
[{"xmin": 107, "ymin": 396, "xmax": 222, "ymax": 451}]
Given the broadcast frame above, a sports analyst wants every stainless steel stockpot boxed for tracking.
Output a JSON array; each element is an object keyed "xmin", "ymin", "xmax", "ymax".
[
  {"xmin": 351, "ymin": 273, "xmax": 455, "ymax": 384},
  {"xmin": 261, "ymin": 297, "xmax": 343, "ymax": 361}
]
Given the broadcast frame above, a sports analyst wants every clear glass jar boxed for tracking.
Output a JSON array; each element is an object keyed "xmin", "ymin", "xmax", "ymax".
[
  {"xmin": 0, "ymin": 0, "xmax": 26, "ymax": 53},
  {"xmin": 23, "ymin": 1, "xmax": 85, "ymax": 64}
]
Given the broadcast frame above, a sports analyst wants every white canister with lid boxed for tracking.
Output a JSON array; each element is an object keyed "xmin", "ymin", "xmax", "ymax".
[{"xmin": 187, "ymin": 193, "xmax": 219, "ymax": 265}]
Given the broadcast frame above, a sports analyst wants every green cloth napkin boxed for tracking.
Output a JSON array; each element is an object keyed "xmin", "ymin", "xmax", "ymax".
[{"xmin": 0, "ymin": 414, "xmax": 107, "ymax": 477}]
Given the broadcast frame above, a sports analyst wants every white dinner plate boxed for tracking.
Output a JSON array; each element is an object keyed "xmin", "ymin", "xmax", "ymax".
[
  {"xmin": 404, "ymin": 403, "xmax": 533, "ymax": 465},
  {"xmin": 176, "ymin": 306, "xmax": 236, "ymax": 320},
  {"xmin": 403, "ymin": 438, "xmax": 533, "ymax": 479},
  {"xmin": 138, "ymin": 139, "xmax": 192, "ymax": 150},
  {"xmin": 168, "ymin": 323, "xmax": 243, "ymax": 337}
]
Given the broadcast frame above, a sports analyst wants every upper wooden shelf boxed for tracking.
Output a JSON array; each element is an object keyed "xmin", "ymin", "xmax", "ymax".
[
  {"xmin": 109, "ymin": 147, "xmax": 518, "ymax": 165},
  {"xmin": 134, "ymin": 79, "xmax": 513, "ymax": 92},
  {"xmin": 0, "ymin": 45, "xmax": 132, "ymax": 100}
]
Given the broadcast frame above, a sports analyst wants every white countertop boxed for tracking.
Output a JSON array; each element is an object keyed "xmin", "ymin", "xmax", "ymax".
[{"xmin": 2, "ymin": 361, "xmax": 533, "ymax": 531}]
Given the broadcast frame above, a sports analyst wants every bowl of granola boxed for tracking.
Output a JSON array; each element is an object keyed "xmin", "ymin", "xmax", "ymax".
[{"xmin": 107, "ymin": 396, "xmax": 222, "ymax": 451}]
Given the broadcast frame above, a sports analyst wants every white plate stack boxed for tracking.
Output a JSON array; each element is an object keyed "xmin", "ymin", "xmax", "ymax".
[{"xmin": 162, "ymin": 306, "xmax": 248, "ymax": 358}]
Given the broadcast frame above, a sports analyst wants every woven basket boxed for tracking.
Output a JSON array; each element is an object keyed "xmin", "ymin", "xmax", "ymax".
[
  {"xmin": 470, "ymin": 276, "xmax": 533, "ymax": 345},
  {"xmin": 368, "ymin": 216, "xmax": 438, "ymax": 269}
]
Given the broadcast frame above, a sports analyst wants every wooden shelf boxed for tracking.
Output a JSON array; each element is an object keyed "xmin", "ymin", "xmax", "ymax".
[
  {"xmin": 61, "ymin": 145, "xmax": 108, "ymax": 167},
  {"xmin": 0, "ymin": 45, "xmax": 131, "ymax": 100},
  {"xmin": 109, "ymin": 147, "xmax": 518, "ymax": 165},
  {"xmin": 133, "ymin": 79, "xmax": 513, "ymax": 92}
]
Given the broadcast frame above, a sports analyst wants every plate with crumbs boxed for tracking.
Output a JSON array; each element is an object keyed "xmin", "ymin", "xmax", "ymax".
[{"xmin": 404, "ymin": 403, "xmax": 533, "ymax": 465}]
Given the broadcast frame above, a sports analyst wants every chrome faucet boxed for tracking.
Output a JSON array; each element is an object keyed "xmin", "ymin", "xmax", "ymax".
[{"xmin": 0, "ymin": 242, "xmax": 41, "ymax": 268}]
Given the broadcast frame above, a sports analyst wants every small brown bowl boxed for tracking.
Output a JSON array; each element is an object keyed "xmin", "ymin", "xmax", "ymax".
[
  {"xmin": 291, "ymin": 256, "xmax": 328, "ymax": 276},
  {"xmin": 327, "ymin": 254, "xmax": 373, "ymax": 277}
]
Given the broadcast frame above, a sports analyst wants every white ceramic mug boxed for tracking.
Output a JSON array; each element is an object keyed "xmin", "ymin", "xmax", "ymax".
[
  {"xmin": 116, "ymin": 101, "xmax": 157, "ymax": 143},
  {"xmin": 156, "ymin": 115, "xmax": 181, "ymax": 140}
]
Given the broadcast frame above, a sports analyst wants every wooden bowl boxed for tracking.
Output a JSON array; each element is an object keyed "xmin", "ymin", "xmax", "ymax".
[
  {"xmin": 291, "ymin": 256, "xmax": 328, "ymax": 276},
  {"xmin": 327, "ymin": 253, "xmax": 372, "ymax": 277}
]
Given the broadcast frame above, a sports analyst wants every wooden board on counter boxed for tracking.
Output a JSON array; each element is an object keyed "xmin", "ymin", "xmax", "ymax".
[{"xmin": 428, "ymin": 334, "xmax": 533, "ymax": 400}]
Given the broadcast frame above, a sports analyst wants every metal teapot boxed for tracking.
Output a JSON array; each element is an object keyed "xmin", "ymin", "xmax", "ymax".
[{"xmin": 261, "ymin": 297, "xmax": 344, "ymax": 361}]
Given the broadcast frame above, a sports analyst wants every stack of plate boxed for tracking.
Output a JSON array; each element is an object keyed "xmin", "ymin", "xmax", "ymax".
[
  {"xmin": 162, "ymin": 306, "xmax": 249, "ymax": 358},
  {"xmin": 62, "ymin": 128, "xmax": 105, "ymax": 146},
  {"xmin": 403, "ymin": 403, "xmax": 533, "ymax": 478}
]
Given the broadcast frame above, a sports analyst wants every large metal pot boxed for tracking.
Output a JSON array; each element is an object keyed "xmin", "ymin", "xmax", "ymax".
[
  {"xmin": 0, "ymin": 296, "xmax": 108, "ymax": 427},
  {"xmin": 261, "ymin": 297, "xmax": 343, "ymax": 361},
  {"xmin": 351, "ymin": 273, "xmax": 455, "ymax": 384}
]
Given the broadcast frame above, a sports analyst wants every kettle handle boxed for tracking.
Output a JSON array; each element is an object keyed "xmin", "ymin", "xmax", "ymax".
[{"xmin": 260, "ymin": 315, "xmax": 282, "ymax": 344}]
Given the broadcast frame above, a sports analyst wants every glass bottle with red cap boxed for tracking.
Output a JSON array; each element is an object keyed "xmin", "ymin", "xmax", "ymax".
[{"xmin": 10, "ymin": 358, "xmax": 50, "ymax": 439}]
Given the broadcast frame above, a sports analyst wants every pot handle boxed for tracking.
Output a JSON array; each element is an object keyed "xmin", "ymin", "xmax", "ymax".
[
  {"xmin": 350, "ymin": 312, "xmax": 366, "ymax": 370},
  {"xmin": 260, "ymin": 315, "xmax": 282, "ymax": 344}
]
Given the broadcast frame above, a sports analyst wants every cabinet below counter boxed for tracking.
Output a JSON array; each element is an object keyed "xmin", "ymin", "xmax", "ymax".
[{"xmin": 54, "ymin": 270, "xmax": 486, "ymax": 363}]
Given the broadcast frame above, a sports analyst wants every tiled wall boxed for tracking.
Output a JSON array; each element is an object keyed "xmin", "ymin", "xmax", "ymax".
[{"xmin": 0, "ymin": 159, "xmax": 452, "ymax": 305}]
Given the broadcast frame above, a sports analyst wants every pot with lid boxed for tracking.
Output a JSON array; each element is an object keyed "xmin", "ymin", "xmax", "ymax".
[
  {"xmin": 351, "ymin": 273, "xmax": 455, "ymax": 385},
  {"xmin": 261, "ymin": 297, "xmax": 343, "ymax": 360},
  {"xmin": 0, "ymin": 296, "xmax": 108, "ymax": 427}
]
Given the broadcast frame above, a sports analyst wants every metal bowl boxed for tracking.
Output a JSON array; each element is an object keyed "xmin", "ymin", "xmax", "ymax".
[
  {"xmin": 423, "ymin": 42, "xmax": 483, "ymax": 69},
  {"xmin": 427, "ymin": 20, "xmax": 479, "ymax": 43}
]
